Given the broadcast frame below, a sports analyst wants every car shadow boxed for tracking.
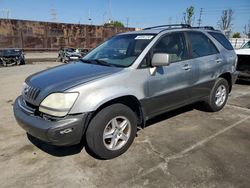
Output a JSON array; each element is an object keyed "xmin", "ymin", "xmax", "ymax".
[
  {"xmin": 27, "ymin": 104, "xmax": 197, "ymax": 158},
  {"xmin": 27, "ymin": 133, "xmax": 85, "ymax": 157},
  {"xmin": 143, "ymin": 104, "xmax": 195, "ymax": 129},
  {"xmin": 236, "ymin": 79, "xmax": 250, "ymax": 85}
]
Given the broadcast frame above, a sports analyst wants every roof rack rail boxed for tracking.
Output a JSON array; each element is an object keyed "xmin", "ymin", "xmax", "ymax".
[
  {"xmin": 191, "ymin": 26, "xmax": 215, "ymax": 30},
  {"xmin": 143, "ymin": 24, "xmax": 191, "ymax": 30}
]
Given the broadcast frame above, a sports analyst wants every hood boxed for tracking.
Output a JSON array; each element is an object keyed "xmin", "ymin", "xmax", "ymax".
[
  {"xmin": 25, "ymin": 61, "xmax": 122, "ymax": 104},
  {"xmin": 235, "ymin": 49, "xmax": 250, "ymax": 55}
]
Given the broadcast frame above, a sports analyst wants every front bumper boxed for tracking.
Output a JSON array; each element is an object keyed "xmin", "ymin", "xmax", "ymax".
[
  {"xmin": 237, "ymin": 71, "xmax": 250, "ymax": 81},
  {"xmin": 69, "ymin": 56, "xmax": 80, "ymax": 60},
  {"xmin": 13, "ymin": 96, "xmax": 88, "ymax": 146}
]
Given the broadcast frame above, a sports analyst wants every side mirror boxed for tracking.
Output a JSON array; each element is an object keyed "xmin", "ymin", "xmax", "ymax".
[{"xmin": 151, "ymin": 53, "xmax": 170, "ymax": 67}]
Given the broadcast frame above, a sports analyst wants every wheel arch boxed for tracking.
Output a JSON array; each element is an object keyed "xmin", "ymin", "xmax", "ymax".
[
  {"xmin": 219, "ymin": 72, "xmax": 232, "ymax": 93},
  {"xmin": 90, "ymin": 95, "xmax": 146, "ymax": 129}
]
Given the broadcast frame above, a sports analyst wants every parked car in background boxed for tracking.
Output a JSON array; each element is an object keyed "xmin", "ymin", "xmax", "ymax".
[
  {"xmin": 235, "ymin": 40, "xmax": 250, "ymax": 81},
  {"xmin": 0, "ymin": 49, "xmax": 25, "ymax": 66},
  {"xmin": 14, "ymin": 24, "xmax": 237, "ymax": 159},
  {"xmin": 58, "ymin": 47, "xmax": 82, "ymax": 63},
  {"xmin": 78, "ymin": 48, "xmax": 90, "ymax": 57}
]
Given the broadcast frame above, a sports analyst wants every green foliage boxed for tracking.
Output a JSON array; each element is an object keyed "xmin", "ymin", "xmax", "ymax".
[
  {"xmin": 183, "ymin": 6, "xmax": 195, "ymax": 26},
  {"xmin": 232, "ymin": 32, "xmax": 241, "ymax": 38},
  {"xmin": 104, "ymin": 20, "xmax": 125, "ymax": 28}
]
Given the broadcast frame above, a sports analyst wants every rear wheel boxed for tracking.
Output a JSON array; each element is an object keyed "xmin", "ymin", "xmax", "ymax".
[
  {"xmin": 85, "ymin": 103, "xmax": 137, "ymax": 159},
  {"xmin": 203, "ymin": 78, "xmax": 229, "ymax": 112}
]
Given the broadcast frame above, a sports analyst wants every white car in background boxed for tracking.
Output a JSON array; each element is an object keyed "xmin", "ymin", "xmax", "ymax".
[{"xmin": 235, "ymin": 40, "xmax": 250, "ymax": 81}]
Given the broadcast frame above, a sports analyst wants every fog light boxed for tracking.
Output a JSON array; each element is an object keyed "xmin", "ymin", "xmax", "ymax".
[{"xmin": 60, "ymin": 128, "xmax": 73, "ymax": 134}]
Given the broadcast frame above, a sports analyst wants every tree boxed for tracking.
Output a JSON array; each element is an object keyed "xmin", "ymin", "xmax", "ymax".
[
  {"xmin": 104, "ymin": 20, "xmax": 124, "ymax": 28},
  {"xmin": 218, "ymin": 9, "xmax": 234, "ymax": 37},
  {"xmin": 183, "ymin": 6, "xmax": 195, "ymax": 26},
  {"xmin": 243, "ymin": 20, "xmax": 250, "ymax": 38},
  {"xmin": 232, "ymin": 32, "xmax": 241, "ymax": 38}
]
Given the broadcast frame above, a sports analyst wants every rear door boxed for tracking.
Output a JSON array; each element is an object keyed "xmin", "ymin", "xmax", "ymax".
[{"xmin": 186, "ymin": 31, "xmax": 221, "ymax": 100}]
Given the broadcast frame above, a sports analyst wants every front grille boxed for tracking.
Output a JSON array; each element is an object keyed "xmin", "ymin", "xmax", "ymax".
[
  {"xmin": 25, "ymin": 100, "xmax": 38, "ymax": 109},
  {"xmin": 237, "ymin": 55, "xmax": 250, "ymax": 71},
  {"xmin": 23, "ymin": 85, "xmax": 40, "ymax": 101}
]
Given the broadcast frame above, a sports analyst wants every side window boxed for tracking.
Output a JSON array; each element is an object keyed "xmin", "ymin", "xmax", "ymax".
[
  {"xmin": 187, "ymin": 32, "xmax": 219, "ymax": 58},
  {"xmin": 208, "ymin": 32, "xmax": 234, "ymax": 50},
  {"xmin": 153, "ymin": 33, "xmax": 188, "ymax": 63}
]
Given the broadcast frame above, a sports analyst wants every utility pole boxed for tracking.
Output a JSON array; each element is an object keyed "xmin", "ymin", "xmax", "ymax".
[
  {"xmin": 1, "ymin": 9, "xmax": 11, "ymax": 19},
  {"xmin": 168, "ymin": 17, "xmax": 172, "ymax": 25},
  {"xmin": 50, "ymin": 7, "xmax": 58, "ymax": 22},
  {"xmin": 88, "ymin": 9, "xmax": 92, "ymax": 25},
  {"xmin": 197, "ymin": 8, "xmax": 203, "ymax": 27},
  {"xmin": 102, "ymin": 12, "xmax": 107, "ymax": 25},
  {"xmin": 108, "ymin": 0, "xmax": 112, "ymax": 23},
  {"xmin": 126, "ymin": 17, "xmax": 129, "ymax": 27}
]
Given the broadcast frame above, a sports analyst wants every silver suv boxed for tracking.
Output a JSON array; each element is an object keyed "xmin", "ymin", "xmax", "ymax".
[{"xmin": 14, "ymin": 24, "xmax": 238, "ymax": 159}]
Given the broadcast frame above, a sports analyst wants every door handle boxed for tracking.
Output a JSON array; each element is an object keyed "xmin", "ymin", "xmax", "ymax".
[
  {"xmin": 182, "ymin": 64, "xmax": 191, "ymax": 70},
  {"xmin": 215, "ymin": 58, "xmax": 222, "ymax": 63}
]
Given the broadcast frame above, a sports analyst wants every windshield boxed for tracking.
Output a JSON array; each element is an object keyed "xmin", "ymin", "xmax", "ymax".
[
  {"xmin": 242, "ymin": 41, "xmax": 250, "ymax": 49},
  {"xmin": 0, "ymin": 49, "xmax": 21, "ymax": 56},
  {"xmin": 66, "ymin": 48, "xmax": 75, "ymax": 52},
  {"xmin": 83, "ymin": 34, "xmax": 155, "ymax": 67}
]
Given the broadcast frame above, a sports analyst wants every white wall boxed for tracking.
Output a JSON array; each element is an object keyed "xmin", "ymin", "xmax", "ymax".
[{"xmin": 230, "ymin": 38, "xmax": 249, "ymax": 49}]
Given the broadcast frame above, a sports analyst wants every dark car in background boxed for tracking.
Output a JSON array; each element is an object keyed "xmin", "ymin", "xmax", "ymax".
[
  {"xmin": 58, "ymin": 47, "xmax": 82, "ymax": 63},
  {"xmin": 78, "ymin": 48, "xmax": 90, "ymax": 57},
  {"xmin": 0, "ymin": 49, "xmax": 25, "ymax": 66},
  {"xmin": 235, "ymin": 40, "xmax": 250, "ymax": 81}
]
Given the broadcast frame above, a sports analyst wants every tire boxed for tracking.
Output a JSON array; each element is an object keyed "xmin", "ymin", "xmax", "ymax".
[
  {"xmin": 18, "ymin": 59, "xmax": 25, "ymax": 65},
  {"xmin": 20, "ymin": 60, "xmax": 26, "ymax": 65},
  {"xmin": 203, "ymin": 78, "xmax": 229, "ymax": 112},
  {"xmin": 85, "ymin": 103, "xmax": 137, "ymax": 159}
]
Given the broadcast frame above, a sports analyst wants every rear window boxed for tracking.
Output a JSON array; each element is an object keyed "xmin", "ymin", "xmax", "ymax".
[{"xmin": 208, "ymin": 32, "xmax": 234, "ymax": 50}]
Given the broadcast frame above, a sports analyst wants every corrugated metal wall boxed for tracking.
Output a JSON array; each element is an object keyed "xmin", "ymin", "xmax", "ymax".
[{"xmin": 0, "ymin": 19, "xmax": 135, "ymax": 50}]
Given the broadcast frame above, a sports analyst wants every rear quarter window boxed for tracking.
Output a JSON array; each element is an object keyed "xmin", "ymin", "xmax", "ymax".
[{"xmin": 208, "ymin": 32, "xmax": 234, "ymax": 50}]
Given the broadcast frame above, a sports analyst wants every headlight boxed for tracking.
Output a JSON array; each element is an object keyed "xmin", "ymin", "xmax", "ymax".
[
  {"xmin": 21, "ymin": 82, "xmax": 28, "ymax": 92},
  {"xmin": 39, "ymin": 92, "xmax": 79, "ymax": 117}
]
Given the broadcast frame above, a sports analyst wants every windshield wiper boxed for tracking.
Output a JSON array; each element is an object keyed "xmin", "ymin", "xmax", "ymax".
[
  {"xmin": 80, "ymin": 58, "xmax": 126, "ymax": 68},
  {"xmin": 91, "ymin": 59, "xmax": 113, "ymax": 67},
  {"xmin": 79, "ymin": 59, "xmax": 93, "ymax": 64},
  {"xmin": 80, "ymin": 59, "xmax": 114, "ymax": 67}
]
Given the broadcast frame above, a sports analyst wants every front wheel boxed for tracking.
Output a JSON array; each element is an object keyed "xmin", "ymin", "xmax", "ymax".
[
  {"xmin": 203, "ymin": 78, "xmax": 229, "ymax": 112},
  {"xmin": 85, "ymin": 104, "xmax": 137, "ymax": 159}
]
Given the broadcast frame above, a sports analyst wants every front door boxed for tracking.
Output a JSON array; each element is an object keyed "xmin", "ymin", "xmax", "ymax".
[{"xmin": 142, "ymin": 32, "xmax": 195, "ymax": 117}]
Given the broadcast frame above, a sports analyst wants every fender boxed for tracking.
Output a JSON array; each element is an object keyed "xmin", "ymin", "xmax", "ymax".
[{"xmin": 68, "ymin": 86, "xmax": 139, "ymax": 114}]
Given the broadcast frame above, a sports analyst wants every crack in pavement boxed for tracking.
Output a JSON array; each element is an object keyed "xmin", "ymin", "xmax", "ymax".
[{"xmin": 120, "ymin": 116, "xmax": 250, "ymax": 188}]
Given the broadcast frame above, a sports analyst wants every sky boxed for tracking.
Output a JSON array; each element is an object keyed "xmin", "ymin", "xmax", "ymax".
[{"xmin": 0, "ymin": 0, "xmax": 249, "ymax": 34}]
